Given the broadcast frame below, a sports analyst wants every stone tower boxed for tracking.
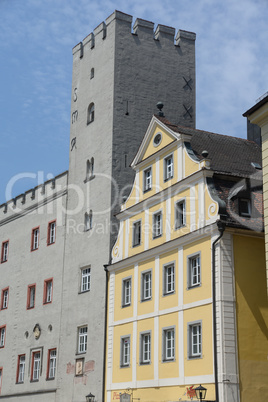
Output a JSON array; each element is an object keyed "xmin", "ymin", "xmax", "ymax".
[{"xmin": 58, "ymin": 11, "xmax": 196, "ymax": 401}]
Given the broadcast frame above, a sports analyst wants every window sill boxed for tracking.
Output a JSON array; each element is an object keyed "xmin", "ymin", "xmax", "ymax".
[
  {"xmin": 122, "ymin": 304, "xmax": 131, "ymax": 308},
  {"xmin": 46, "ymin": 377, "xmax": 55, "ymax": 381},
  {"xmin": 143, "ymin": 188, "xmax": 152, "ymax": 194},
  {"xmin": 187, "ymin": 284, "xmax": 201, "ymax": 290},
  {"xmin": 27, "ymin": 306, "xmax": 35, "ymax": 310},
  {"xmin": 47, "ymin": 242, "xmax": 55, "ymax": 247},
  {"xmin": 140, "ymin": 361, "xmax": 151, "ymax": 365},
  {"xmin": 164, "ymin": 176, "xmax": 173, "ymax": 182},
  {"xmin": 141, "ymin": 297, "xmax": 152, "ymax": 303},
  {"xmin": 162, "ymin": 358, "xmax": 175, "ymax": 363},
  {"xmin": 84, "ymin": 175, "xmax": 95, "ymax": 183},
  {"xmin": 120, "ymin": 364, "xmax": 130, "ymax": 369},
  {"xmin": 188, "ymin": 355, "xmax": 202, "ymax": 360},
  {"xmin": 43, "ymin": 301, "xmax": 52, "ymax": 305},
  {"xmin": 78, "ymin": 289, "xmax": 91, "ymax": 295},
  {"xmin": 30, "ymin": 379, "xmax": 39, "ymax": 383},
  {"xmin": 16, "ymin": 381, "xmax": 24, "ymax": 385},
  {"xmin": 175, "ymin": 224, "xmax": 186, "ymax": 231},
  {"xmin": 75, "ymin": 351, "xmax": 87, "ymax": 356},
  {"xmin": 1, "ymin": 260, "xmax": 8, "ymax": 264},
  {"xmin": 153, "ymin": 234, "xmax": 162, "ymax": 240},
  {"xmin": 132, "ymin": 242, "xmax": 141, "ymax": 248},
  {"xmin": 163, "ymin": 291, "xmax": 175, "ymax": 297},
  {"xmin": 31, "ymin": 248, "xmax": 39, "ymax": 252}
]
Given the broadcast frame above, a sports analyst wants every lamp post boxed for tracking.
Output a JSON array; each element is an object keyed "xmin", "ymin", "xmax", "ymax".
[
  {"xmin": 195, "ymin": 385, "xmax": 207, "ymax": 401},
  {"xmin": 85, "ymin": 393, "xmax": 95, "ymax": 402}
]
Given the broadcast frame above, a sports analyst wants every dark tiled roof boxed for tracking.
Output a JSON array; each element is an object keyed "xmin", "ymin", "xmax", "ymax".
[{"xmin": 156, "ymin": 115, "xmax": 262, "ymax": 178}]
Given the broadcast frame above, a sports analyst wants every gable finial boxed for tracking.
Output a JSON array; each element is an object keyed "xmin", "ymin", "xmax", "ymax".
[{"xmin": 156, "ymin": 101, "xmax": 164, "ymax": 117}]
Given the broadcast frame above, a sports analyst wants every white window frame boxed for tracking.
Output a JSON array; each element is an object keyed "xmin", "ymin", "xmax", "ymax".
[
  {"xmin": 45, "ymin": 280, "xmax": 53, "ymax": 303},
  {"xmin": 32, "ymin": 228, "xmax": 39, "ymax": 250},
  {"xmin": 48, "ymin": 349, "xmax": 57, "ymax": 379},
  {"xmin": 2, "ymin": 289, "xmax": 8, "ymax": 309},
  {"xmin": 164, "ymin": 154, "xmax": 174, "ymax": 181},
  {"xmin": 81, "ymin": 267, "xmax": 91, "ymax": 292},
  {"xmin": 18, "ymin": 355, "xmax": 25, "ymax": 383},
  {"xmin": 2, "ymin": 241, "xmax": 8, "ymax": 262},
  {"xmin": 132, "ymin": 220, "xmax": 141, "ymax": 247},
  {"xmin": 48, "ymin": 221, "xmax": 56, "ymax": 244},
  {"xmin": 163, "ymin": 263, "xmax": 175, "ymax": 295},
  {"xmin": 140, "ymin": 332, "xmax": 151, "ymax": 364},
  {"xmin": 0, "ymin": 327, "xmax": 5, "ymax": 347},
  {"xmin": 32, "ymin": 351, "xmax": 41, "ymax": 381},
  {"xmin": 28, "ymin": 285, "xmax": 35, "ymax": 309},
  {"xmin": 175, "ymin": 199, "xmax": 186, "ymax": 229},
  {"xmin": 141, "ymin": 270, "xmax": 152, "ymax": 301},
  {"xmin": 163, "ymin": 327, "xmax": 175, "ymax": 361},
  {"xmin": 78, "ymin": 326, "xmax": 88, "ymax": 354},
  {"xmin": 122, "ymin": 277, "xmax": 131, "ymax": 307},
  {"xmin": 143, "ymin": 167, "xmax": 152, "ymax": 192},
  {"xmin": 188, "ymin": 321, "xmax": 202, "ymax": 359},
  {"xmin": 121, "ymin": 336, "xmax": 130, "ymax": 367},
  {"xmin": 188, "ymin": 253, "xmax": 201, "ymax": 288},
  {"xmin": 153, "ymin": 211, "xmax": 162, "ymax": 238}
]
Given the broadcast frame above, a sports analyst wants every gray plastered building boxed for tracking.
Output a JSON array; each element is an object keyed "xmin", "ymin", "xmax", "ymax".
[{"xmin": 0, "ymin": 11, "xmax": 196, "ymax": 402}]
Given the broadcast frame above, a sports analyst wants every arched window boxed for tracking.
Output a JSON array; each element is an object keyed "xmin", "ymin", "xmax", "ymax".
[
  {"xmin": 87, "ymin": 103, "xmax": 94, "ymax": 124},
  {"xmin": 84, "ymin": 210, "xmax": 93, "ymax": 232},
  {"xmin": 85, "ymin": 158, "xmax": 95, "ymax": 182},
  {"xmin": 90, "ymin": 68, "xmax": 94, "ymax": 79}
]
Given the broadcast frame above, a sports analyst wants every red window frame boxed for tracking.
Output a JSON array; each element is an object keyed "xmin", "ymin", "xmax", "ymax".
[
  {"xmin": 1, "ymin": 240, "xmax": 9, "ymax": 263},
  {"xmin": 47, "ymin": 220, "xmax": 56, "ymax": 246},
  {"xmin": 31, "ymin": 227, "xmax": 40, "ymax": 251},
  {"xmin": 16, "ymin": 354, "xmax": 26, "ymax": 383},
  {"xmin": 1, "ymin": 287, "xmax": 9, "ymax": 310},
  {"xmin": 27, "ymin": 284, "xmax": 36, "ymax": 309},
  {"xmin": 0, "ymin": 325, "xmax": 6, "ymax": 348},
  {"xmin": 0, "ymin": 367, "xmax": 3, "ymax": 394},
  {"xmin": 43, "ymin": 278, "xmax": 53, "ymax": 305},
  {"xmin": 46, "ymin": 348, "xmax": 57, "ymax": 379},
  {"xmin": 31, "ymin": 350, "xmax": 41, "ymax": 381}
]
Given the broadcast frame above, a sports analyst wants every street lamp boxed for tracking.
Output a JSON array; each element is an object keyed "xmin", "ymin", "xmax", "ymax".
[
  {"xmin": 85, "ymin": 393, "xmax": 95, "ymax": 402},
  {"xmin": 195, "ymin": 385, "xmax": 207, "ymax": 401}
]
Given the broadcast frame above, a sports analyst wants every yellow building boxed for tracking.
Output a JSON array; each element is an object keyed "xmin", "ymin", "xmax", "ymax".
[
  {"xmin": 244, "ymin": 93, "xmax": 268, "ymax": 294},
  {"xmin": 105, "ymin": 113, "xmax": 268, "ymax": 402}
]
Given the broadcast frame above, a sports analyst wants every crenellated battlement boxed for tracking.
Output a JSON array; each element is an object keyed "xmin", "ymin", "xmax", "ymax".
[
  {"xmin": 0, "ymin": 171, "xmax": 68, "ymax": 223},
  {"xmin": 72, "ymin": 10, "xmax": 196, "ymax": 56}
]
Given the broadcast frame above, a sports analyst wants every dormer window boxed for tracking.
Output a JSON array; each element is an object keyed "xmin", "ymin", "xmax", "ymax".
[
  {"xmin": 143, "ymin": 167, "xmax": 152, "ymax": 192},
  {"xmin": 87, "ymin": 103, "xmax": 95, "ymax": 124},
  {"xmin": 239, "ymin": 198, "xmax": 251, "ymax": 217}
]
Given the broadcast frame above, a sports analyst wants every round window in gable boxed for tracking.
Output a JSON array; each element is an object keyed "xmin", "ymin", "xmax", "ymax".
[{"xmin": 153, "ymin": 133, "xmax": 162, "ymax": 147}]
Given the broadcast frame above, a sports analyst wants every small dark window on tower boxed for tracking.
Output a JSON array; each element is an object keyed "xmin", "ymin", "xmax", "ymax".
[
  {"xmin": 85, "ymin": 158, "xmax": 95, "ymax": 182},
  {"xmin": 90, "ymin": 68, "xmax": 94, "ymax": 79},
  {"xmin": 239, "ymin": 199, "xmax": 251, "ymax": 217},
  {"xmin": 87, "ymin": 103, "xmax": 95, "ymax": 124}
]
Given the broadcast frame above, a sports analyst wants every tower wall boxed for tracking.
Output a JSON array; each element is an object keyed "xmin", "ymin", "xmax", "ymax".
[{"xmin": 58, "ymin": 11, "xmax": 196, "ymax": 401}]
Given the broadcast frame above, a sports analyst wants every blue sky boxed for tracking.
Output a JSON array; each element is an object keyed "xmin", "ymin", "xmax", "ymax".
[{"xmin": 0, "ymin": 0, "xmax": 267, "ymax": 204}]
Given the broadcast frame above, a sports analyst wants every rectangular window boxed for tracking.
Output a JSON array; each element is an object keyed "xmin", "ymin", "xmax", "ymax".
[
  {"xmin": 164, "ymin": 154, "xmax": 173, "ymax": 180},
  {"xmin": 0, "ymin": 326, "xmax": 6, "ymax": 348},
  {"xmin": 142, "ymin": 271, "xmax": 152, "ymax": 301},
  {"xmin": 132, "ymin": 220, "xmax": 141, "ymax": 247},
  {"xmin": 0, "ymin": 367, "xmax": 2, "ymax": 393},
  {"xmin": 17, "ymin": 354, "xmax": 25, "ymax": 383},
  {"xmin": 144, "ymin": 167, "xmax": 152, "ymax": 192},
  {"xmin": 153, "ymin": 212, "xmax": 162, "ymax": 238},
  {"xmin": 27, "ymin": 284, "xmax": 36, "ymax": 309},
  {"xmin": 239, "ymin": 198, "xmax": 251, "ymax": 217},
  {"xmin": 122, "ymin": 278, "xmax": 131, "ymax": 307},
  {"xmin": 175, "ymin": 200, "xmax": 185, "ymax": 229},
  {"xmin": 47, "ymin": 221, "xmax": 56, "ymax": 245},
  {"xmin": 121, "ymin": 336, "xmax": 130, "ymax": 367},
  {"xmin": 43, "ymin": 279, "xmax": 53, "ymax": 304},
  {"xmin": 163, "ymin": 328, "xmax": 175, "ymax": 361},
  {"xmin": 47, "ymin": 349, "xmax": 57, "ymax": 379},
  {"xmin": 81, "ymin": 267, "xmax": 91, "ymax": 292},
  {"xmin": 31, "ymin": 227, "xmax": 39, "ymax": 251},
  {"xmin": 164, "ymin": 264, "xmax": 175, "ymax": 295},
  {"xmin": 140, "ymin": 333, "xmax": 151, "ymax": 364},
  {"xmin": 31, "ymin": 351, "xmax": 41, "ymax": 381},
  {"xmin": 1, "ymin": 241, "xmax": 9, "ymax": 263},
  {"xmin": 188, "ymin": 322, "xmax": 202, "ymax": 358},
  {"xmin": 78, "ymin": 326, "xmax": 87, "ymax": 354},
  {"xmin": 1, "ymin": 288, "xmax": 9, "ymax": 310},
  {"xmin": 189, "ymin": 255, "xmax": 201, "ymax": 288}
]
